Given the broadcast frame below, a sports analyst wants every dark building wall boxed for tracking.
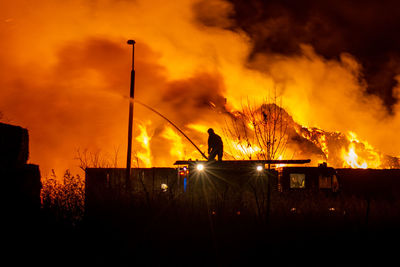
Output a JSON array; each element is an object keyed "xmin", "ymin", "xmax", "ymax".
[
  {"xmin": 85, "ymin": 165, "xmax": 400, "ymax": 222},
  {"xmin": 85, "ymin": 168, "xmax": 178, "ymax": 217},
  {"xmin": 0, "ymin": 122, "xmax": 29, "ymax": 168},
  {"xmin": 3, "ymin": 164, "xmax": 42, "ymax": 211},
  {"xmin": 277, "ymin": 166, "xmax": 400, "ymax": 200},
  {"xmin": 85, "ymin": 164, "xmax": 275, "ymax": 219},
  {"xmin": 278, "ymin": 166, "xmax": 337, "ymax": 192},
  {"xmin": 336, "ymin": 168, "xmax": 400, "ymax": 200},
  {"xmin": 0, "ymin": 122, "xmax": 41, "ymax": 212}
]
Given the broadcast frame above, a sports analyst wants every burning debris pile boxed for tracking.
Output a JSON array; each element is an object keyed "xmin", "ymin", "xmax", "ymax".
[
  {"xmin": 295, "ymin": 126, "xmax": 400, "ymax": 169},
  {"xmin": 222, "ymin": 103, "xmax": 400, "ymax": 169}
]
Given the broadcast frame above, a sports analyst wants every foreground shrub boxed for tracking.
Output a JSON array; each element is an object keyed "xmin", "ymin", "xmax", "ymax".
[{"xmin": 41, "ymin": 170, "xmax": 84, "ymax": 226}]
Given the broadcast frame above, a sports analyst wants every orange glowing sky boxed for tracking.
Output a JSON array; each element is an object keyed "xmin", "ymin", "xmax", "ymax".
[{"xmin": 1, "ymin": 0, "xmax": 400, "ymax": 176}]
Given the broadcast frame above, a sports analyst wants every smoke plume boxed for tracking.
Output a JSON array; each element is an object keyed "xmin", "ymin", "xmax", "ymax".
[{"xmin": 1, "ymin": 0, "xmax": 400, "ymax": 176}]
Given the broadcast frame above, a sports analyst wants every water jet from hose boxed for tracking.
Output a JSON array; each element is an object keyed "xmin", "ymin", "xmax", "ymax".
[{"xmin": 132, "ymin": 99, "xmax": 208, "ymax": 160}]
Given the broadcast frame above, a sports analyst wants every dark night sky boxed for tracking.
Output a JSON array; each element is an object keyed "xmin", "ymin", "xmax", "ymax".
[{"xmin": 224, "ymin": 0, "xmax": 400, "ymax": 112}]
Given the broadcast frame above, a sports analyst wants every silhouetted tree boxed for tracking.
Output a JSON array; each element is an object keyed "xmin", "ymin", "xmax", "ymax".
[
  {"xmin": 224, "ymin": 94, "xmax": 289, "ymax": 161},
  {"xmin": 223, "ymin": 93, "xmax": 289, "ymax": 223},
  {"xmin": 75, "ymin": 148, "xmax": 120, "ymax": 171}
]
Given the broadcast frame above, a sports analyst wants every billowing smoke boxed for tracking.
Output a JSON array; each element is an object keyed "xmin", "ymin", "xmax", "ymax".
[
  {"xmin": 222, "ymin": 0, "xmax": 400, "ymax": 156},
  {"xmin": 1, "ymin": 0, "xmax": 400, "ymax": 176},
  {"xmin": 227, "ymin": 0, "xmax": 400, "ymax": 111}
]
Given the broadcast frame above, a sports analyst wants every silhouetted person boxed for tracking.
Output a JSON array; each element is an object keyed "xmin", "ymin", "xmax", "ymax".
[{"xmin": 207, "ymin": 128, "xmax": 223, "ymax": 161}]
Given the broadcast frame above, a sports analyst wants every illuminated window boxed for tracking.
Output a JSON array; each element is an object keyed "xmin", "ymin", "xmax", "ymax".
[
  {"xmin": 319, "ymin": 175, "xmax": 332, "ymax": 189},
  {"xmin": 290, "ymin": 173, "xmax": 305, "ymax": 189}
]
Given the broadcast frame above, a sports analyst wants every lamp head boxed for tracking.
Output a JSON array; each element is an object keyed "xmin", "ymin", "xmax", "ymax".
[{"xmin": 196, "ymin": 164, "xmax": 204, "ymax": 171}]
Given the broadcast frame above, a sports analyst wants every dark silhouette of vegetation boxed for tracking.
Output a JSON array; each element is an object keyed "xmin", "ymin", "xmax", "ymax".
[
  {"xmin": 41, "ymin": 170, "xmax": 85, "ymax": 225},
  {"xmin": 75, "ymin": 148, "xmax": 119, "ymax": 170}
]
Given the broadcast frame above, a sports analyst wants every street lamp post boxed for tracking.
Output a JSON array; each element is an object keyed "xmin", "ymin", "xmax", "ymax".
[{"xmin": 126, "ymin": 40, "xmax": 136, "ymax": 192}]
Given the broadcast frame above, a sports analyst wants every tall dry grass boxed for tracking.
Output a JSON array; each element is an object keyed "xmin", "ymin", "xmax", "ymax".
[{"xmin": 41, "ymin": 170, "xmax": 85, "ymax": 226}]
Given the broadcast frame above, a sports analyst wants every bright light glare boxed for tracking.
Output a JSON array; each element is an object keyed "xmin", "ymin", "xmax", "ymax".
[
  {"xmin": 196, "ymin": 164, "xmax": 204, "ymax": 171},
  {"xmin": 161, "ymin": 183, "xmax": 168, "ymax": 192},
  {"xmin": 256, "ymin": 165, "xmax": 263, "ymax": 172}
]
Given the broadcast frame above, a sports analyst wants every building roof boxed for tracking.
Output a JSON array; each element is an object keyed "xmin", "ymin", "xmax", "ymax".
[{"xmin": 174, "ymin": 159, "xmax": 311, "ymax": 165}]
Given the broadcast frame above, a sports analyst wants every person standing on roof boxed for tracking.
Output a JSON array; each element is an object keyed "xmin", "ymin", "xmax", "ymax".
[{"xmin": 207, "ymin": 128, "xmax": 223, "ymax": 161}]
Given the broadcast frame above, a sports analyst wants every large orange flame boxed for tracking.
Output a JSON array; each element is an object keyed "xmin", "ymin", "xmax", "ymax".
[
  {"xmin": 1, "ymin": 0, "xmax": 399, "ymax": 176},
  {"xmin": 135, "ymin": 123, "xmax": 152, "ymax": 168}
]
